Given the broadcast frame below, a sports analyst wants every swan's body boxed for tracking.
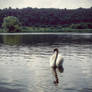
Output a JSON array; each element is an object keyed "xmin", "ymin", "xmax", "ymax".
[{"xmin": 50, "ymin": 51, "xmax": 64, "ymax": 68}]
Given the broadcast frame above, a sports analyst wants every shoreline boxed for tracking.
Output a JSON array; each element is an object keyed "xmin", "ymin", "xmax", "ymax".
[
  {"xmin": 0, "ymin": 32, "xmax": 92, "ymax": 35},
  {"xmin": 0, "ymin": 27, "xmax": 92, "ymax": 33}
]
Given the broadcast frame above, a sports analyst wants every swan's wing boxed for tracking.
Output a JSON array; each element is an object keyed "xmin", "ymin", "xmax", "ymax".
[
  {"xmin": 56, "ymin": 54, "xmax": 64, "ymax": 67},
  {"xmin": 49, "ymin": 53, "xmax": 56, "ymax": 67}
]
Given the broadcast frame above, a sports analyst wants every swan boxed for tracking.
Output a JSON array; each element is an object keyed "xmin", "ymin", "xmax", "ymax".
[
  {"xmin": 50, "ymin": 48, "xmax": 64, "ymax": 68},
  {"xmin": 50, "ymin": 48, "xmax": 64, "ymax": 84}
]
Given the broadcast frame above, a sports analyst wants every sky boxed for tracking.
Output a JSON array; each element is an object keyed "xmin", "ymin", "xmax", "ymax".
[{"xmin": 0, "ymin": 0, "xmax": 92, "ymax": 9}]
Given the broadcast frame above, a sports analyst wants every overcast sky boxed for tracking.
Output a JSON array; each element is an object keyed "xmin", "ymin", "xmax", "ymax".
[{"xmin": 0, "ymin": 0, "xmax": 92, "ymax": 9}]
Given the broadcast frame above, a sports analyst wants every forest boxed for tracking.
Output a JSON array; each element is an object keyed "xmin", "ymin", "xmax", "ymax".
[
  {"xmin": 0, "ymin": 7, "xmax": 92, "ymax": 27},
  {"xmin": 0, "ymin": 7, "xmax": 92, "ymax": 32}
]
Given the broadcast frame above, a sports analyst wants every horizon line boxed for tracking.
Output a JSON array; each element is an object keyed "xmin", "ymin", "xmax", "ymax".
[{"xmin": 0, "ymin": 6, "xmax": 92, "ymax": 10}]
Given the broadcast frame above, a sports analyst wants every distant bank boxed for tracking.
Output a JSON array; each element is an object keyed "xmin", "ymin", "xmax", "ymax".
[{"xmin": 0, "ymin": 27, "xmax": 92, "ymax": 33}]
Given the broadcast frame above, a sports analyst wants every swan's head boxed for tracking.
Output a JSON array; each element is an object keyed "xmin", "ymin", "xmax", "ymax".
[{"xmin": 53, "ymin": 48, "xmax": 58, "ymax": 53}]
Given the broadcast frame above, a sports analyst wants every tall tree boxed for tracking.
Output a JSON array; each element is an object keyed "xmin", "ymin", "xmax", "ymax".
[{"xmin": 2, "ymin": 16, "xmax": 21, "ymax": 32}]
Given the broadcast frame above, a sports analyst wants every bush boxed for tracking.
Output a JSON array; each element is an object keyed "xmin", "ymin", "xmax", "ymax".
[
  {"xmin": 70, "ymin": 23, "xmax": 92, "ymax": 29},
  {"xmin": 2, "ymin": 16, "xmax": 21, "ymax": 32}
]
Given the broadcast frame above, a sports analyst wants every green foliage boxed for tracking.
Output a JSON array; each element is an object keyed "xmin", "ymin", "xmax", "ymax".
[
  {"xmin": 2, "ymin": 16, "xmax": 21, "ymax": 32},
  {"xmin": 0, "ymin": 26, "xmax": 92, "ymax": 33},
  {"xmin": 21, "ymin": 26, "xmax": 92, "ymax": 33},
  {"xmin": 70, "ymin": 23, "xmax": 92, "ymax": 29},
  {"xmin": 0, "ymin": 7, "xmax": 92, "ymax": 28}
]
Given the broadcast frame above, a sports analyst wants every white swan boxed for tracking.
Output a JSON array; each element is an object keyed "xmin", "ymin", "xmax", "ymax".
[
  {"xmin": 50, "ymin": 48, "xmax": 64, "ymax": 68},
  {"xmin": 50, "ymin": 48, "xmax": 64, "ymax": 84}
]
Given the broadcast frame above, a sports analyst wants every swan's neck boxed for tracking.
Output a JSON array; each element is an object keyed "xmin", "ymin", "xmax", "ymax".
[{"xmin": 54, "ymin": 51, "xmax": 58, "ymax": 66}]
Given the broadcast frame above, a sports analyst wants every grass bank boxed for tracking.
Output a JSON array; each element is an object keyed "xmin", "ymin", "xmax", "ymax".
[
  {"xmin": 21, "ymin": 27, "xmax": 92, "ymax": 33},
  {"xmin": 0, "ymin": 27, "xmax": 92, "ymax": 33}
]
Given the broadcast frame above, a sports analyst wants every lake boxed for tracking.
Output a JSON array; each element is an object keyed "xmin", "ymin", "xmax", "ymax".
[{"xmin": 0, "ymin": 33, "xmax": 92, "ymax": 92}]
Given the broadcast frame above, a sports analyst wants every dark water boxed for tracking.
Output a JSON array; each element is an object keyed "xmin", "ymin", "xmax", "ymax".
[{"xmin": 0, "ymin": 33, "xmax": 92, "ymax": 92}]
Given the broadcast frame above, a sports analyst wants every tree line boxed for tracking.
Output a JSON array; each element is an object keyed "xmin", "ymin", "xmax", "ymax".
[{"xmin": 0, "ymin": 7, "xmax": 92, "ymax": 28}]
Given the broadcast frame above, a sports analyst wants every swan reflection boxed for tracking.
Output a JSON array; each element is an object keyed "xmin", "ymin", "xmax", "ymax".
[{"xmin": 51, "ymin": 65, "xmax": 64, "ymax": 84}]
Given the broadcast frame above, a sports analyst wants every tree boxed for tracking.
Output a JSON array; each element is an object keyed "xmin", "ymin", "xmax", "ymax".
[
  {"xmin": 2, "ymin": 16, "xmax": 21, "ymax": 32},
  {"xmin": 0, "ymin": 7, "xmax": 92, "ymax": 28}
]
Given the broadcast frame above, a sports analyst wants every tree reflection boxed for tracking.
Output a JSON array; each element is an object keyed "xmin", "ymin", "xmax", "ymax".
[{"xmin": 3, "ymin": 35, "xmax": 22, "ymax": 45}]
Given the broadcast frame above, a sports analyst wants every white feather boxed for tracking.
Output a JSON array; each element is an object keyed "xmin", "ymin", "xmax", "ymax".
[{"xmin": 50, "ymin": 52, "xmax": 63, "ymax": 68}]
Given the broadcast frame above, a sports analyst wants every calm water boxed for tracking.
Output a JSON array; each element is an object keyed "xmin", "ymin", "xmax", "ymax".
[{"xmin": 0, "ymin": 33, "xmax": 92, "ymax": 92}]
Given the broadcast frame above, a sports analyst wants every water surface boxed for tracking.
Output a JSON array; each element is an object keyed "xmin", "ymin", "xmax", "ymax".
[{"xmin": 0, "ymin": 33, "xmax": 92, "ymax": 92}]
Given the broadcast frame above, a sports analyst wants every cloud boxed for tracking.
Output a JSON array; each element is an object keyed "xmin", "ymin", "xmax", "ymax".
[{"xmin": 0, "ymin": 0, "xmax": 91, "ymax": 9}]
